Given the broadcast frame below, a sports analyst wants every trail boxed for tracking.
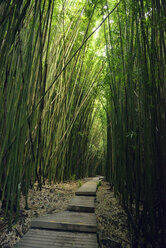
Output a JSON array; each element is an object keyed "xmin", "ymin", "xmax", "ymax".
[{"xmin": 14, "ymin": 177, "xmax": 102, "ymax": 248}]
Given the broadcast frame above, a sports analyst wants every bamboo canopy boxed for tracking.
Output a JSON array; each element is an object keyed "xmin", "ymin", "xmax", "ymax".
[{"xmin": 0, "ymin": 0, "xmax": 165, "ymax": 247}]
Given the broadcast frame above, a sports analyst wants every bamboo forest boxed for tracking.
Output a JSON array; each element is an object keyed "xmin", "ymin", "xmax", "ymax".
[{"xmin": 0, "ymin": 0, "xmax": 165, "ymax": 247}]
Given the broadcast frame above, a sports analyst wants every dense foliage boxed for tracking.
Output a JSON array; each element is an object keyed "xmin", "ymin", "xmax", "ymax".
[
  {"xmin": 103, "ymin": 0, "xmax": 165, "ymax": 246},
  {"xmin": 0, "ymin": 0, "xmax": 165, "ymax": 247},
  {"xmin": 0, "ymin": 0, "xmax": 104, "ymax": 225}
]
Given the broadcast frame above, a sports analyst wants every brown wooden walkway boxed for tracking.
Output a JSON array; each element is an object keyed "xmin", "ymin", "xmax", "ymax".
[{"xmin": 15, "ymin": 177, "xmax": 101, "ymax": 248}]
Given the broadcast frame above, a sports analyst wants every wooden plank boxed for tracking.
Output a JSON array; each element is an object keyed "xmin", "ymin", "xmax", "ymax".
[
  {"xmin": 14, "ymin": 229, "xmax": 98, "ymax": 248},
  {"xmin": 19, "ymin": 228, "xmax": 97, "ymax": 242},
  {"xmin": 92, "ymin": 177, "xmax": 101, "ymax": 182},
  {"xmin": 96, "ymin": 175, "xmax": 104, "ymax": 181},
  {"xmin": 31, "ymin": 211, "xmax": 97, "ymax": 233},
  {"xmin": 68, "ymin": 196, "xmax": 95, "ymax": 212},
  {"xmin": 15, "ymin": 178, "xmax": 100, "ymax": 247},
  {"xmin": 76, "ymin": 181, "xmax": 98, "ymax": 196}
]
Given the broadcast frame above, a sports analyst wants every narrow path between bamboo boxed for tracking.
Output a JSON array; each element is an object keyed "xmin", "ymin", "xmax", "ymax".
[{"xmin": 14, "ymin": 177, "xmax": 102, "ymax": 248}]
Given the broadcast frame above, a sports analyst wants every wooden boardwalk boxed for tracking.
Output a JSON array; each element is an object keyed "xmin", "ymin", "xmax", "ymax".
[
  {"xmin": 31, "ymin": 211, "xmax": 97, "ymax": 232},
  {"xmin": 67, "ymin": 196, "xmax": 95, "ymax": 212},
  {"xmin": 76, "ymin": 180, "xmax": 98, "ymax": 196},
  {"xmin": 15, "ymin": 177, "xmax": 101, "ymax": 248}
]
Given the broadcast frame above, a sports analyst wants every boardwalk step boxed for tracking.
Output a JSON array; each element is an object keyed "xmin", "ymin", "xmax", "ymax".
[
  {"xmin": 76, "ymin": 179, "xmax": 100, "ymax": 196},
  {"xmin": 15, "ymin": 229, "xmax": 98, "ymax": 248},
  {"xmin": 67, "ymin": 196, "xmax": 95, "ymax": 213},
  {"xmin": 15, "ymin": 178, "xmax": 100, "ymax": 247},
  {"xmin": 31, "ymin": 211, "xmax": 97, "ymax": 233}
]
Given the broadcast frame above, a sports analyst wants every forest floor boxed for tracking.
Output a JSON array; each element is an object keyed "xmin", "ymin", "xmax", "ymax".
[{"xmin": 0, "ymin": 178, "xmax": 131, "ymax": 248}]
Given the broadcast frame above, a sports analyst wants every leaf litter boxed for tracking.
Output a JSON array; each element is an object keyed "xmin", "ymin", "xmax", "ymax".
[{"xmin": 96, "ymin": 181, "xmax": 131, "ymax": 248}]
